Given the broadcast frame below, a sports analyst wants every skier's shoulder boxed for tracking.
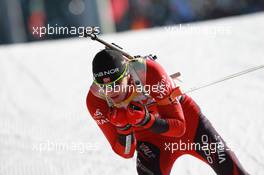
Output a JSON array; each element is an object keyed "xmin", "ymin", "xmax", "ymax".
[
  {"xmin": 86, "ymin": 83, "xmax": 107, "ymax": 107},
  {"xmin": 131, "ymin": 55, "xmax": 160, "ymax": 67},
  {"xmin": 143, "ymin": 56, "xmax": 169, "ymax": 83},
  {"xmin": 130, "ymin": 55, "xmax": 165, "ymax": 80},
  {"xmin": 146, "ymin": 57, "xmax": 164, "ymax": 73}
]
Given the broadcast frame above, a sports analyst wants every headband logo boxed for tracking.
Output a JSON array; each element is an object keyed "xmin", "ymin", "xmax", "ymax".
[{"xmin": 94, "ymin": 68, "xmax": 119, "ymax": 78}]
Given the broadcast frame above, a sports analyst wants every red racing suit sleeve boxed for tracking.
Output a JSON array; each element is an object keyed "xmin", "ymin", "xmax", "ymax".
[
  {"xmin": 146, "ymin": 59, "xmax": 186, "ymax": 137},
  {"xmin": 86, "ymin": 91, "xmax": 136, "ymax": 158}
]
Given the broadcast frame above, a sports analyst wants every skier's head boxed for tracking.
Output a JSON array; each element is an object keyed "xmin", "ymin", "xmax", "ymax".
[
  {"xmin": 92, "ymin": 49, "xmax": 130, "ymax": 102},
  {"xmin": 92, "ymin": 49, "xmax": 128, "ymax": 85}
]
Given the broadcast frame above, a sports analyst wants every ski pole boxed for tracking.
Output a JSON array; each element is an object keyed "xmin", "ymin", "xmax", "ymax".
[{"xmin": 181, "ymin": 64, "xmax": 264, "ymax": 94}]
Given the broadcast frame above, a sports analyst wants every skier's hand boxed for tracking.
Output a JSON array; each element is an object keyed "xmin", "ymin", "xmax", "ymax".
[
  {"xmin": 126, "ymin": 102, "xmax": 155, "ymax": 128},
  {"xmin": 108, "ymin": 107, "xmax": 132, "ymax": 134}
]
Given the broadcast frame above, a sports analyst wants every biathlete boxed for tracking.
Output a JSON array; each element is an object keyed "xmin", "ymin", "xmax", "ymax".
[{"xmin": 86, "ymin": 49, "xmax": 249, "ymax": 175}]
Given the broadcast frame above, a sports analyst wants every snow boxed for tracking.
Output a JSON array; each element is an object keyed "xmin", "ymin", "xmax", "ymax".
[{"xmin": 0, "ymin": 12, "xmax": 264, "ymax": 175}]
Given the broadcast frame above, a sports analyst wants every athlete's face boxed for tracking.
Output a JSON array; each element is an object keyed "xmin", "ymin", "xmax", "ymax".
[{"xmin": 107, "ymin": 74, "xmax": 130, "ymax": 103}]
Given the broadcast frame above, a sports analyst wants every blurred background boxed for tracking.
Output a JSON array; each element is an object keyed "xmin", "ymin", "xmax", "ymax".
[
  {"xmin": 0, "ymin": 0, "xmax": 264, "ymax": 45},
  {"xmin": 1, "ymin": 1, "xmax": 264, "ymax": 175}
]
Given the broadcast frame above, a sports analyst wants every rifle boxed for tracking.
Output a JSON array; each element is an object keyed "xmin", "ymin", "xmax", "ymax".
[
  {"xmin": 86, "ymin": 33, "xmax": 182, "ymax": 79},
  {"xmin": 86, "ymin": 33, "xmax": 264, "ymax": 94}
]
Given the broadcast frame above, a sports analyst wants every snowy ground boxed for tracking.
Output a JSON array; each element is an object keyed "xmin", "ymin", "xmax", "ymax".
[{"xmin": 0, "ymin": 12, "xmax": 264, "ymax": 175}]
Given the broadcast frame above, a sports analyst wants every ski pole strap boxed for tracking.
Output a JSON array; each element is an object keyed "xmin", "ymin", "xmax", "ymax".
[{"xmin": 157, "ymin": 87, "xmax": 183, "ymax": 106}]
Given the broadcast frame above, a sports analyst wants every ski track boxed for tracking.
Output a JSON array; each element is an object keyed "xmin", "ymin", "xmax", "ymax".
[{"xmin": 0, "ymin": 12, "xmax": 264, "ymax": 175}]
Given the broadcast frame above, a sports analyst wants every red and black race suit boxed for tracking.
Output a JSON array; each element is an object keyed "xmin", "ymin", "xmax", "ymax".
[{"xmin": 87, "ymin": 58, "xmax": 249, "ymax": 175}]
